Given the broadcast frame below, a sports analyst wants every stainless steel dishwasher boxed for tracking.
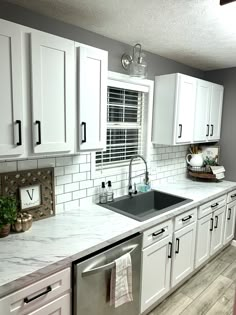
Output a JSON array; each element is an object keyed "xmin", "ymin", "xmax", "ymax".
[{"xmin": 73, "ymin": 233, "xmax": 142, "ymax": 315}]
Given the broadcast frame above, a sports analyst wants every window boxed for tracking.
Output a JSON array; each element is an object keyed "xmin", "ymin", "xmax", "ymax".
[{"xmin": 94, "ymin": 72, "xmax": 154, "ymax": 174}]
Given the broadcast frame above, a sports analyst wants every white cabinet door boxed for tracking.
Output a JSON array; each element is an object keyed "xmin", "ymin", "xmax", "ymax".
[
  {"xmin": 171, "ymin": 222, "xmax": 196, "ymax": 287},
  {"xmin": 224, "ymin": 202, "xmax": 236, "ymax": 245},
  {"xmin": 0, "ymin": 19, "xmax": 24, "ymax": 157},
  {"xmin": 193, "ymin": 80, "xmax": 211, "ymax": 143},
  {"xmin": 210, "ymin": 206, "xmax": 225, "ymax": 256},
  {"xmin": 175, "ymin": 74, "xmax": 196, "ymax": 144},
  {"xmin": 209, "ymin": 84, "xmax": 224, "ymax": 142},
  {"xmin": 195, "ymin": 214, "xmax": 212, "ymax": 268},
  {"xmin": 31, "ymin": 30, "xmax": 74, "ymax": 154},
  {"xmin": 28, "ymin": 293, "xmax": 71, "ymax": 315},
  {"xmin": 141, "ymin": 235, "xmax": 172, "ymax": 313},
  {"xmin": 77, "ymin": 45, "xmax": 107, "ymax": 151}
]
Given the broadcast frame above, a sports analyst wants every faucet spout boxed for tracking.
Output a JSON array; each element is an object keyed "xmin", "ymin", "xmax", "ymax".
[{"xmin": 128, "ymin": 155, "xmax": 149, "ymax": 197}]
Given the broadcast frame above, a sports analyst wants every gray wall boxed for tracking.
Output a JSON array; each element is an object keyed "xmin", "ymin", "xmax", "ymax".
[
  {"xmin": 205, "ymin": 68, "xmax": 236, "ymax": 181},
  {"xmin": 0, "ymin": 1, "xmax": 203, "ymax": 80}
]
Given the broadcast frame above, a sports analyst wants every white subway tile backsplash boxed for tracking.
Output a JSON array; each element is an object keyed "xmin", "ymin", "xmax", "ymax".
[
  {"xmin": 64, "ymin": 182, "xmax": 79, "ymax": 193},
  {"xmin": 0, "ymin": 145, "xmax": 187, "ymax": 212},
  {"xmin": 56, "ymin": 174, "xmax": 72, "ymax": 186},
  {"xmin": 80, "ymin": 180, "xmax": 94, "ymax": 189},
  {"xmin": 18, "ymin": 159, "xmax": 37, "ymax": 171},
  {"xmin": 56, "ymin": 192, "xmax": 72, "ymax": 204}
]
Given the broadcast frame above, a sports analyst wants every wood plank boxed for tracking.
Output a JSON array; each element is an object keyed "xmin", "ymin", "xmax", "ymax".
[
  {"xmin": 148, "ymin": 291, "xmax": 192, "ymax": 315},
  {"xmin": 217, "ymin": 245, "xmax": 236, "ymax": 264},
  {"xmin": 205, "ymin": 283, "xmax": 235, "ymax": 315},
  {"xmin": 181, "ymin": 275, "xmax": 233, "ymax": 315},
  {"xmin": 222, "ymin": 260, "xmax": 236, "ymax": 283},
  {"xmin": 180, "ymin": 255, "xmax": 230, "ymax": 299}
]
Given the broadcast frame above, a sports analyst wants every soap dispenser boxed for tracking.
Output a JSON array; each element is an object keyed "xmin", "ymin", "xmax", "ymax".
[{"xmin": 99, "ymin": 182, "xmax": 107, "ymax": 204}]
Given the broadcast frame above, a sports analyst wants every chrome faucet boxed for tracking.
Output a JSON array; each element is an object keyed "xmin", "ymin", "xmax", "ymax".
[{"xmin": 128, "ymin": 154, "xmax": 149, "ymax": 197}]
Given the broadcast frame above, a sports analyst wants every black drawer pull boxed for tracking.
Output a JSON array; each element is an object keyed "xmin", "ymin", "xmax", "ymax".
[
  {"xmin": 210, "ymin": 218, "xmax": 214, "ymax": 231},
  {"xmin": 228, "ymin": 208, "xmax": 232, "ymax": 220},
  {"xmin": 210, "ymin": 124, "xmax": 214, "ymax": 136},
  {"xmin": 231, "ymin": 194, "xmax": 236, "ymax": 199},
  {"xmin": 178, "ymin": 124, "xmax": 182, "ymax": 138},
  {"xmin": 168, "ymin": 242, "xmax": 172, "ymax": 259},
  {"xmin": 153, "ymin": 228, "xmax": 165, "ymax": 237},
  {"xmin": 206, "ymin": 124, "xmax": 209, "ymax": 137},
  {"xmin": 16, "ymin": 120, "xmax": 22, "ymax": 146},
  {"xmin": 35, "ymin": 120, "xmax": 41, "ymax": 145},
  {"xmin": 214, "ymin": 215, "xmax": 219, "ymax": 229},
  {"xmin": 24, "ymin": 286, "xmax": 52, "ymax": 304},
  {"xmin": 175, "ymin": 238, "xmax": 180, "ymax": 254},
  {"xmin": 81, "ymin": 122, "xmax": 87, "ymax": 143},
  {"xmin": 211, "ymin": 203, "xmax": 219, "ymax": 208},
  {"xmin": 182, "ymin": 215, "xmax": 192, "ymax": 222}
]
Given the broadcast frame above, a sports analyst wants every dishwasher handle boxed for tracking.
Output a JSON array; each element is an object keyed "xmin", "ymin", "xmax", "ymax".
[{"xmin": 82, "ymin": 244, "xmax": 139, "ymax": 277}]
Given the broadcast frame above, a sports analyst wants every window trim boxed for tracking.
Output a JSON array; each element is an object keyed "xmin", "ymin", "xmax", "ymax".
[{"xmin": 91, "ymin": 71, "xmax": 154, "ymax": 179}]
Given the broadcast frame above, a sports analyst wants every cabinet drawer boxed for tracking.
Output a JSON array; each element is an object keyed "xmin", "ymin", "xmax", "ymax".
[
  {"xmin": 143, "ymin": 220, "xmax": 173, "ymax": 249},
  {"xmin": 0, "ymin": 268, "xmax": 71, "ymax": 315},
  {"xmin": 227, "ymin": 189, "xmax": 236, "ymax": 203},
  {"xmin": 174, "ymin": 208, "xmax": 197, "ymax": 231},
  {"xmin": 198, "ymin": 195, "xmax": 226, "ymax": 219}
]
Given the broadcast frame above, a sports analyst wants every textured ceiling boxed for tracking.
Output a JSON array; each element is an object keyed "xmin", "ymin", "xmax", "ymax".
[{"xmin": 5, "ymin": 0, "xmax": 236, "ymax": 70}]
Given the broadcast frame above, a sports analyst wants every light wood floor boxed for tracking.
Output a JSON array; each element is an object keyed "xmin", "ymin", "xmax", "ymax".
[{"xmin": 149, "ymin": 245, "xmax": 236, "ymax": 315}]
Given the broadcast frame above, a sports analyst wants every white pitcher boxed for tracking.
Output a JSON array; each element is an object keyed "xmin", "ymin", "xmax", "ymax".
[{"xmin": 186, "ymin": 153, "xmax": 204, "ymax": 167}]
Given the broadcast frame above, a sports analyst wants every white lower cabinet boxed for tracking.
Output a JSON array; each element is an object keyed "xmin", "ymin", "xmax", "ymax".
[
  {"xmin": 195, "ymin": 214, "xmax": 212, "ymax": 268},
  {"xmin": 171, "ymin": 222, "xmax": 196, "ymax": 287},
  {"xmin": 210, "ymin": 206, "xmax": 225, "ymax": 255},
  {"xmin": 224, "ymin": 201, "xmax": 236, "ymax": 245},
  {"xmin": 27, "ymin": 293, "xmax": 70, "ymax": 315},
  {"xmin": 141, "ymin": 235, "xmax": 172, "ymax": 313},
  {"xmin": 0, "ymin": 268, "xmax": 71, "ymax": 315},
  {"xmin": 196, "ymin": 203, "xmax": 226, "ymax": 268}
]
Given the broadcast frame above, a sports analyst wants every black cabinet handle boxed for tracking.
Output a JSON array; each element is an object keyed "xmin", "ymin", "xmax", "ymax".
[
  {"xmin": 168, "ymin": 242, "xmax": 172, "ymax": 259},
  {"xmin": 35, "ymin": 120, "xmax": 41, "ymax": 145},
  {"xmin": 228, "ymin": 208, "xmax": 232, "ymax": 220},
  {"xmin": 214, "ymin": 215, "xmax": 219, "ymax": 229},
  {"xmin": 182, "ymin": 215, "xmax": 192, "ymax": 222},
  {"xmin": 153, "ymin": 228, "xmax": 165, "ymax": 237},
  {"xmin": 16, "ymin": 120, "xmax": 22, "ymax": 146},
  {"xmin": 211, "ymin": 203, "xmax": 219, "ymax": 208},
  {"xmin": 210, "ymin": 218, "xmax": 214, "ymax": 231},
  {"xmin": 210, "ymin": 124, "xmax": 214, "ymax": 136},
  {"xmin": 231, "ymin": 194, "xmax": 236, "ymax": 199},
  {"xmin": 24, "ymin": 286, "xmax": 52, "ymax": 304},
  {"xmin": 81, "ymin": 122, "xmax": 87, "ymax": 143},
  {"xmin": 175, "ymin": 238, "xmax": 180, "ymax": 254},
  {"xmin": 178, "ymin": 124, "xmax": 182, "ymax": 138},
  {"xmin": 206, "ymin": 124, "xmax": 209, "ymax": 137}
]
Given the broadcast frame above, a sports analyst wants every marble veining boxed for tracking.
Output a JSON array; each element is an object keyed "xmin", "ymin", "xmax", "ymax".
[{"xmin": 0, "ymin": 179, "xmax": 236, "ymax": 298}]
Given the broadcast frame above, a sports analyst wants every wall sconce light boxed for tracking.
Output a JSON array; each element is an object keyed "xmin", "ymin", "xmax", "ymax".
[{"xmin": 121, "ymin": 43, "xmax": 147, "ymax": 79}]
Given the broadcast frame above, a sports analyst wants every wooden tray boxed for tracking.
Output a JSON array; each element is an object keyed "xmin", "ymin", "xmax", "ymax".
[{"xmin": 188, "ymin": 171, "xmax": 217, "ymax": 180}]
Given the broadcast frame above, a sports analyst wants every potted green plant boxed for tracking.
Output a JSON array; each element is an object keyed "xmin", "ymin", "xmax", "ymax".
[{"xmin": 0, "ymin": 196, "xmax": 17, "ymax": 238}]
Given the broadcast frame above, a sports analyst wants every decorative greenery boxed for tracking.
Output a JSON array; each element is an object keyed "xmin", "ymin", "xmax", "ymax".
[
  {"xmin": 204, "ymin": 156, "xmax": 218, "ymax": 166},
  {"xmin": 0, "ymin": 196, "xmax": 17, "ymax": 229}
]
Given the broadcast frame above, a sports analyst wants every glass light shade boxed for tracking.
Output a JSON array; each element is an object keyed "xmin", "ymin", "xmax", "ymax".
[{"xmin": 129, "ymin": 59, "xmax": 147, "ymax": 78}]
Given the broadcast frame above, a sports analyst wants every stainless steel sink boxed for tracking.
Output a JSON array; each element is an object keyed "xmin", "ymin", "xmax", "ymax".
[{"xmin": 100, "ymin": 190, "xmax": 192, "ymax": 221}]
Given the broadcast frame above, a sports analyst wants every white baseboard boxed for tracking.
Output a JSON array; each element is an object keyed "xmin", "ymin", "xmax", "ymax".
[{"xmin": 231, "ymin": 240, "xmax": 236, "ymax": 247}]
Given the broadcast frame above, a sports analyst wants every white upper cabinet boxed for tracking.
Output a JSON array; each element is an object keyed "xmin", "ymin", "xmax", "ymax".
[
  {"xmin": 76, "ymin": 44, "xmax": 108, "ymax": 151},
  {"xmin": 209, "ymin": 84, "xmax": 224, "ymax": 141},
  {"xmin": 30, "ymin": 30, "xmax": 75, "ymax": 154},
  {"xmin": 152, "ymin": 73, "xmax": 196, "ymax": 145},
  {"xmin": 152, "ymin": 73, "xmax": 224, "ymax": 145},
  {"xmin": 193, "ymin": 81, "xmax": 223, "ymax": 143},
  {"xmin": 0, "ymin": 19, "xmax": 24, "ymax": 157}
]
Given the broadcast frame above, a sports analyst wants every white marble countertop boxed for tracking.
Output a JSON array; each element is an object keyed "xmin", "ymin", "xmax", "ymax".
[{"xmin": 1, "ymin": 179, "xmax": 236, "ymax": 298}]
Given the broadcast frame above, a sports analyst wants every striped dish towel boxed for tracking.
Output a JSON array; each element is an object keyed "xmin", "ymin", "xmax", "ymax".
[{"xmin": 110, "ymin": 252, "xmax": 133, "ymax": 308}]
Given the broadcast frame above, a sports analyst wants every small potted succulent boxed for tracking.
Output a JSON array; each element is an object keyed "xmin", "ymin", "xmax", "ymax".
[{"xmin": 0, "ymin": 196, "xmax": 17, "ymax": 238}]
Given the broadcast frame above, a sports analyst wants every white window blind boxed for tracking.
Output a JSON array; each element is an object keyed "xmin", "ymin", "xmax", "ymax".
[{"xmin": 96, "ymin": 85, "xmax": 145, "ymax": 171}]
